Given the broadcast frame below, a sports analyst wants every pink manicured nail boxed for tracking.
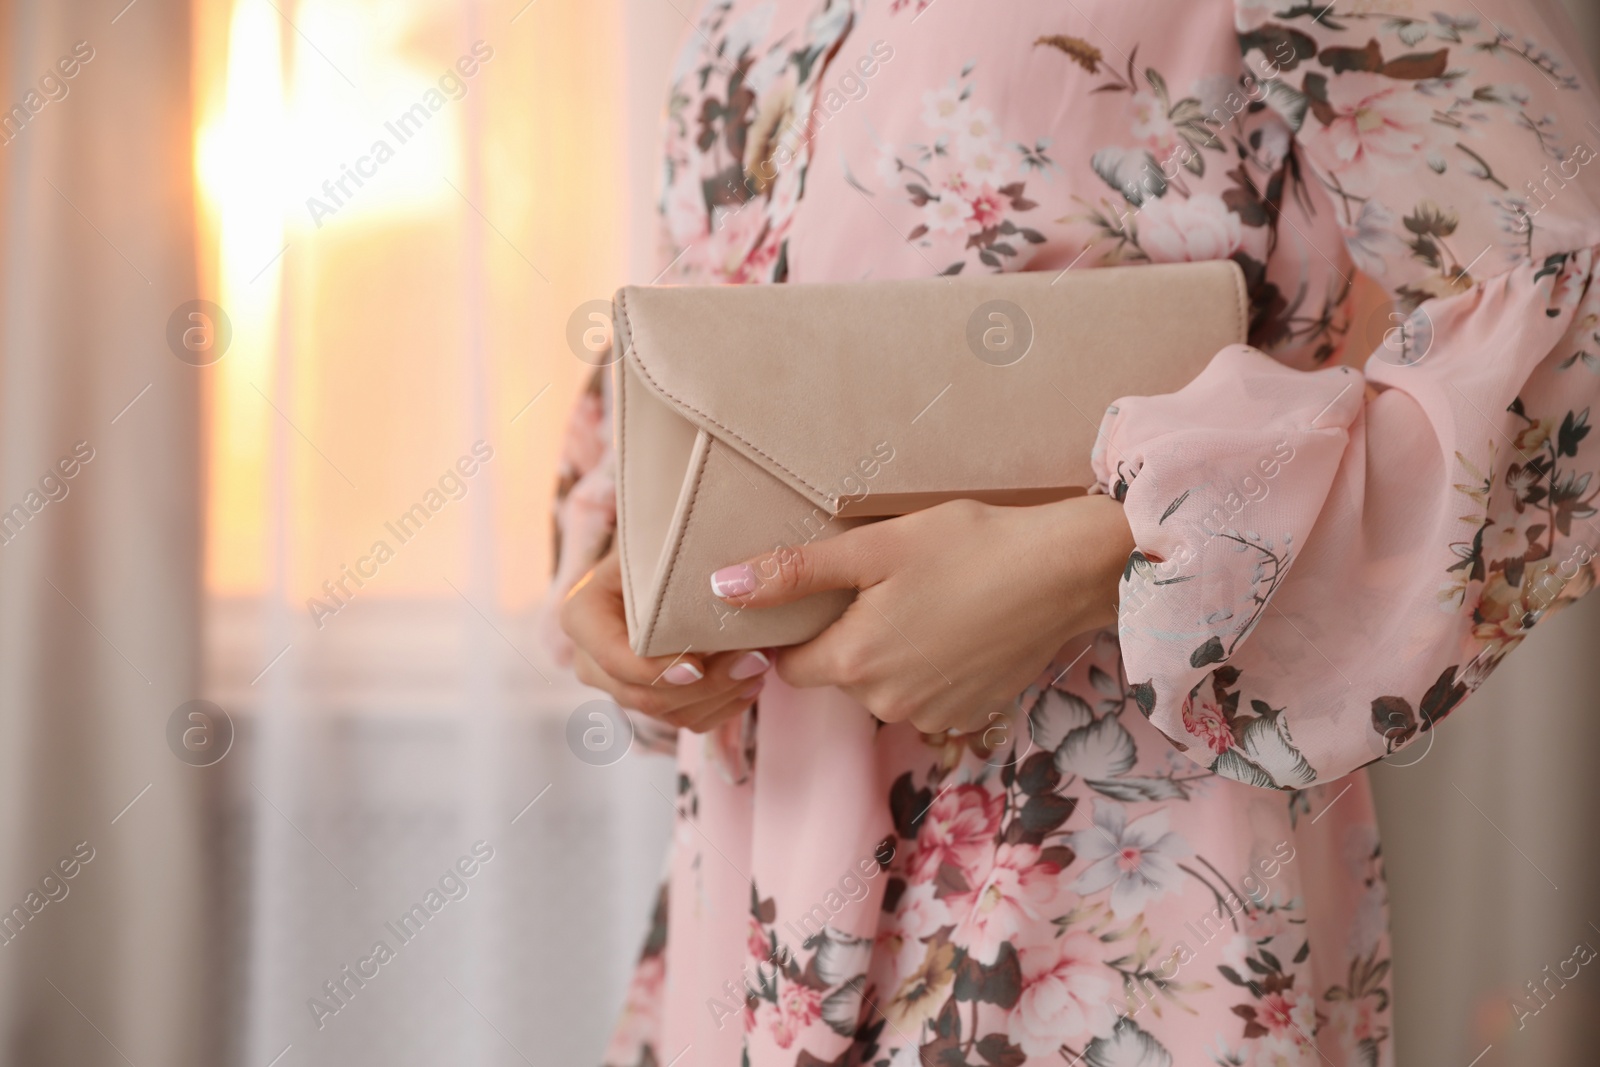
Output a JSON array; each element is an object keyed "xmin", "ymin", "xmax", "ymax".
[
  {"xmin": 710, "ymin": 564, "xmax": 758, "ymax": 599},
  {"xmin": 739, "ymin": 678, "xmax": 766, "ymax": 700},
  {"xmin": 663, "ymin": 662, "xmax": 703, "ymax": 685},
  {"xmin": 728, "ymin": 650, "xmax": 771, "ymax": 680}
]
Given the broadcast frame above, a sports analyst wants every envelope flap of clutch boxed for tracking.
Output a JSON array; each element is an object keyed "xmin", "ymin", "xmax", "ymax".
[{"xmin": 611, "ymin": 260, "xmax": 1247, "ymax": 520}]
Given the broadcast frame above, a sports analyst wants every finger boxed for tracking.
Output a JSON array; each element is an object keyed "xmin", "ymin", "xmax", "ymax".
[
  {"xmin": 574, "ymin": 643, "xmax": 769, "ymax": 716},
  {"xmin": 571, "ymin": 647, "xmax": 630, "ymax": 701},
  {"xmin": 677, "ymin": 681, "xmax": 765, "ymax": 734},
  {"xmin": 562, "ymin": 579, "xmax": 706, "ymax": 686},
  {"xmin": 774, "ymin": 620, "xmax": 864, "ymax": 690},
  {"xmin": 579, "ymin": 661, "xmax": 759, "ymax": 723},
  {"xmin": 572, "ymin": 648, "xmax": 694, "ymax": 716},
  {"xmin": 709, "ymin": 529, "xmax": 879, "ymax": 609},
  {"xmin": 683, "ymin": 697, "xmax": 758, "ymax": 735},
  {"xmin": 707, "ymin": 647, "xmax": 776, "ymax": 683},
  {"xmin": 656, "ymin": 680, "xmax": 762, "ymax": 730}
]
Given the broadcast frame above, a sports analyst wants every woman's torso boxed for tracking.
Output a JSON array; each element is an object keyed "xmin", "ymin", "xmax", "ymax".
[{"xmin": 633, "ymin": 4, "xmax": 1396, "ymax": 1066}]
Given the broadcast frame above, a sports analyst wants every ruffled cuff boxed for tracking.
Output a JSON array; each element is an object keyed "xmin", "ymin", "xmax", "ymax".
[
  {"xmin": 1089, "ymin": 248, "xmax": 1600, "ymax": 789},
  {"xmin": 1090, "ymin": 345, "xmax": 1366, "ymax": 786}
]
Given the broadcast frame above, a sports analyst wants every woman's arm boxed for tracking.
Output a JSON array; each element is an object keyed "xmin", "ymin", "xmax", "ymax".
[{"xmin": 541, "ymin": 368, "xmax": 616, "ymax": 666}]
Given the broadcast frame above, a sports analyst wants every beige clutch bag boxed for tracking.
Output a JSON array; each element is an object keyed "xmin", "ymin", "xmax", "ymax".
[{"xmin": 613, "ymin": 260, "xmax": 1247, "ymax": 657}]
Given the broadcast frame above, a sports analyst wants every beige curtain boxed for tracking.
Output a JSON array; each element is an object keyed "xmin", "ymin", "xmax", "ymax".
[
  {"xmin": 0, "ymin": 1, "xmax": 210, "ymax": 1065},
  {"xmin": 1373, "ymin": 597, "xmax": 1600, "ymax": 1066}
]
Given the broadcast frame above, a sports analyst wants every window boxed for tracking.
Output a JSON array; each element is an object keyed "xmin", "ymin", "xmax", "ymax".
[{"xmin": 193, "ymin": 0, "xmax": 626, "ymax": 634}]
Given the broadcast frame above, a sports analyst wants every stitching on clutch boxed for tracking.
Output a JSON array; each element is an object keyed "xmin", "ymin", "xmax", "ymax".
[
  {"xmin": 643, "ymin": 432, "xmax": 712, "ymax": 653},
  {"xmin": 616, "ymin": 349, "xmax": 639, "ymax": 642},
  {"xmin": 616, "ymin": 287, "xmax": 832, "ymax": 503}
]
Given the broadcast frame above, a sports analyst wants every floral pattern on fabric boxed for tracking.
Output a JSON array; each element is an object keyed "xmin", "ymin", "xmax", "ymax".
[
  {"xmin": 687, "ymin": 639, "xmax": 1392, "ymax": 1067},
  {"xmin": 530, "ymin": 0, "xmax": 1600, "ymax": 1064},
  {"xmin": 869, "ymin": 64, "xmax": 1055, "ymax": 275},
  {"xmin": 602, "ymin": 884, "xmax": 670, "ymax": 1067},
  {"xmin": 1040, "ymin": 35, "xmax": 1350, "ymax": 364},
  {"xmin": 658, "ymin": 0, "xmax": 855, "ymax": 284}
]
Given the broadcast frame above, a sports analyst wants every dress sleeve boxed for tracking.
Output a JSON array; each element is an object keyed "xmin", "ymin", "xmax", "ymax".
[
  {"xmin": 538, "ymin": 367, "xmax": 616, "ymax": 667},
  {"xmin": 1089, "ymin": 0, "xmax": 1600, "ymax": 788},
  {"xmin": 540, "ymin": 367, "xmax": 690, "ymax": 759}
]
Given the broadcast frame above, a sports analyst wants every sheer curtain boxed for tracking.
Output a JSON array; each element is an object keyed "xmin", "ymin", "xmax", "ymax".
[{"xmin": 0, "ymin": 0, "xmax": 208, "ymax": 1064}]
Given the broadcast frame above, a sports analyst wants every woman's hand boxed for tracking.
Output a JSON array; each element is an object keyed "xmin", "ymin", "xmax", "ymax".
[
  {"xmin": 561, "ymin": 549, "xmax": 772, "ymax": 733},
  {"xmin": 708, "ymin": 495, "xmax": 1134, "ymax": 734}
]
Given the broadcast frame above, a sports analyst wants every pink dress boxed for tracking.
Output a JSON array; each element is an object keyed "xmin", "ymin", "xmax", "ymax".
[{"xmin": 545, "ymin": 1, "xmax": 1600, "ymax": 1063}]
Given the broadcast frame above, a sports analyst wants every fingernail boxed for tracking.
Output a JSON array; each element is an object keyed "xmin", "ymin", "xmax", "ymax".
[
  {"xmin": 663, "ymin": 662, "xmax": 703, "ymax": 686},
  {"xmin": 710, "ymin": 564, "xmax": 758, "ymax": 599},
  {"xmin": 739, "ymin": 678, "xmax": 765, "ymax": 700},
  {"xmin": 728, "ymin": 650, "xmax": 771, "ymax": 680}
]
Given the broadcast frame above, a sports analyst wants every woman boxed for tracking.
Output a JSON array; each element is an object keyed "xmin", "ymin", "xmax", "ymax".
[{"xmin": 548, "ymin": 0, "xmax": 1600, "ymax": 1063}]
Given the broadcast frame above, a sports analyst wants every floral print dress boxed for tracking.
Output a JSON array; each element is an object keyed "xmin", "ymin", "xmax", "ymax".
[{"xmin": 544, "ymin": 1, "xmax": 1600, "ymax": 1064}]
